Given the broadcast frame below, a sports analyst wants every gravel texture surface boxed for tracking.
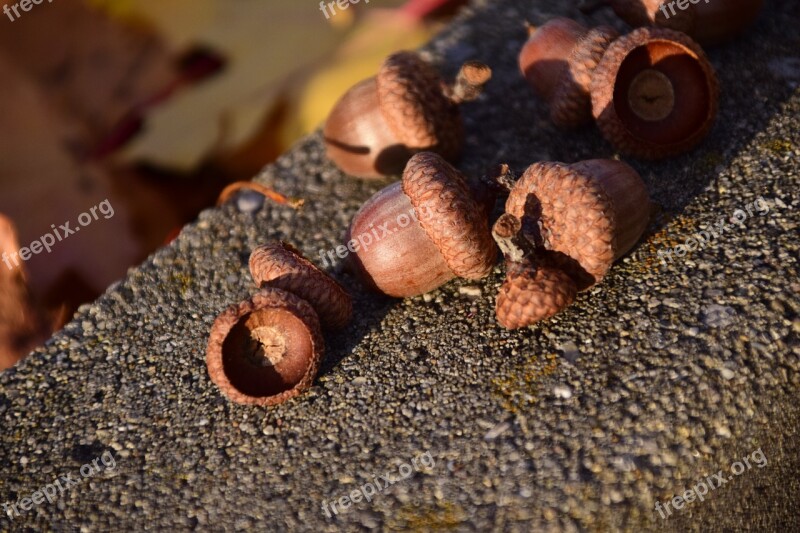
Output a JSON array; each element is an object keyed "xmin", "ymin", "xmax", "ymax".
[{"xmin": 1, "ymin": 0, "xmax": 799, "ymax": 531}]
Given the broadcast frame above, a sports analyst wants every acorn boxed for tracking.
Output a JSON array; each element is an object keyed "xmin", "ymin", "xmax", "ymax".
[
  {"xmin": 579, "ymin": 0, "xmax": 765, "ymax": 46},
  {"xmin": 323, "ymin": 51, "xmax": 492, "ymax": 179},
  {"xmin": 492, "ymin": 213, "xmax": 577, "ymax": 329},
  {"xmin": 206, "ymin": 288, "xmax": 324, "ymax": 406},
  {"xmin": 519, "ymin": 18, "xmax": 619, "ymax": 127},
  {"xmin": 346, "ymin": 152, "xmax": 497, "ymax": 297},
  {"xmin": 504, "ymin": 159, "xmax": 650, "ymax": 290},
  {"xmin": 590, "ymin": 27, "xmax": 719, "ymax": 159},
  {"xmin": 249, "ymin": 242, "xmax": 352, "ymax": 330}
]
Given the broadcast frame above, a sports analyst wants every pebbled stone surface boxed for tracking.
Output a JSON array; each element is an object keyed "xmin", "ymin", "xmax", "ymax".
[{"xmin": 1, "ymin": 0, "xmax": 799, "ymax": 531}]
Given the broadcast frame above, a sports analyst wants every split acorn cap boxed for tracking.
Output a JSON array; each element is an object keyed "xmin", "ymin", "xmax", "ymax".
[
  {"xmin": 249, "ymin": 242, "xmax": 352, "ymax": 330},
  {"xmin": 496, "ymin": 261, "xmax": 578, "ymax": 330},
  {"xmin": 591, "ymin": 27, "xmax": 719, "ymax": 159},
  {"xmin": 324, "ymin": 51, "xmax": 491, "ymax": 178},
  {"xmin": 206, "ymin": 287, "xmax": 324, "ymax": 406},
  {"xmin": 492, "ymin": 213, "xmax": 578, "ymax": 330},
  {"xmin": 347, "ymin": 152, "xmax": 497, "ymax": 297}
]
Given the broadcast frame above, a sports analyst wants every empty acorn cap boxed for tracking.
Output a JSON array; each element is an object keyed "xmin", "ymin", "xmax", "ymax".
[
  {"xmin": 206, "ymin": 287, "xmax": 324, "ymax": 406},
  {"xmin": 496, "ymin": 263, "xmax": 577, "ymax": 329},
  {"xmin": 591, "ymin": 27, "xmax": 719, "ymax": 159},
  {"xmin": 402, "ymin": 152, "xmax": 497, "ymax": 280},
  {"xmin": 249, "ymin": 242, "xmax": 352, "ymax": 330},
  {"xmin": 376, "ymin": 51, "xmax": 463, "ymax": 161}
]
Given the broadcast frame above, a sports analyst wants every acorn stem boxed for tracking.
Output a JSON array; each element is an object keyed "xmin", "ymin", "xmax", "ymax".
[
  {"xmin": 447, "ymin": 61, "xmax": 492, "ymax": 104},
  {"xmin": 524, "ymin": 21, "xmax": 537, "ymax": 36},
  {"xmin": 578, "ymin": 0, "xmax": 610, "ymax": 14},
  {"xmin": 492, "ymin": 213, "xmax": 537, "ymax": 266}
]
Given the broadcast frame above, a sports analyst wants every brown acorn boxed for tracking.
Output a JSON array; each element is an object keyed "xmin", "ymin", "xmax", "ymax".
[
  {"xmin": 206, "ymin": 287, "xmax": 324, "ymax": 406},
  {"xmin": 346, "ymin": 152, "xmax": 497, "ymax": 297},
  {"xmin": 580, "ymin": 0, "xmax": 765, "ymax": 46},
  {"xmin": 324, "ymin": 51, "xmax": 492, "ymax": 179},
  {"xmin": 249, "ymin": 242, "xmax": 352, "ymax": 330},
  {"xmin": 492, "ymin": 213, "xmax": 577, "ymax": 329},
  {"xmin": 504, "ymin": 159, "xmax": 650, "ymax": 290},
  {"xmin": 590, "ymin": 27, "xmax": 719, "ymax": 159},
  {"xmin": 519, "ymin": 18, "xmax": 619, "ymax": 127}
]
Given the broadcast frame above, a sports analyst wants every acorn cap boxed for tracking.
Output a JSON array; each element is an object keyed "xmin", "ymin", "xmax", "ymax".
[
  {"xmin": 505, "ymin": 162, "xmax": 616, "ymax": 288},
  {"xmin": 376, "ymin": 51, "xmax": 462, "ymax": 160},
  {"xmin": 206, "ymin": 288, "xmax": 324, "ymax": 406},
  {"xmin": 549, "ymin": 25, "xmax": 619, "ymax": 127},
  {"xmin": 496, "ymin": 263, "xmax": 577, "ymax": 329},
  {"xmin": 249, "ymin": 242, "xmax": 352, "ymax": 330},
  {"xmin": 591, "ymin": 27, "xmax": 719, "ymax": 159},
  {"xmin": 402, "ymin": 152, "xmax": 497, "ymax": 280}
]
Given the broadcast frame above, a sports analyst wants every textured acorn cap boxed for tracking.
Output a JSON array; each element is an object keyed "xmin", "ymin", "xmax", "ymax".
[
  {"xmin": 591, "ymin": 27, "xmax": 719, "ymax": 159},
  {"xmin": 376, "ymin": 51, "xmax": 462, "ymax": 160},
  {"xmin": 505, "ymin": 162, "xmax": 618, "ymax": 289},
  {"xmin": 549, "ymin": 25, "xmax": 619, "ymax": 127},
  {"xmin": 402, "ymin": 152, "xmax": 497, "ymax": 280},
  {"xmin": 249, "ymin": 242, "xmax": 352, "ymax": 330},
  {"xmin": 496, "ymin": 263, "xmax": 577, "ymax": 329},
  {"xmin": 206, "ymin": 288, "xmax": 324, "ymax": 406}
]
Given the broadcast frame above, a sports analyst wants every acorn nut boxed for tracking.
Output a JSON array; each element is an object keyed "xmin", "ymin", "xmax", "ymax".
[
  {"xmin": 504, "ymin": 159, "xmax": 650, "ymax": 290},
  {"xmin": 519, "ymin": 18, "xmax": 619, "ymax": 127},
  {"xmin": 591, "ymin": 27, "xmax": 719, "ymax": 159},
  {"xmin": 580, "ymin": 0, "xmax": 765, "ymax": 46},
  {"xmin": 206, "ymin": 287, "xmax": 324, "ymax": 406},
  {"xmin": 346, "ymin": 152, "xmax": 497, "ymax": 297},
  {"xmin": 249, "ymin": 242, "xmax": 352, "ymax": 330},
  {"xmin": 324, "ymin": 51, "xmax": 492, "ymax": 179}
]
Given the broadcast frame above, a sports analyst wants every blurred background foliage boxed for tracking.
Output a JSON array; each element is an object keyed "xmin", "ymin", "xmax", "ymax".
[{"xmin": 0, "ymin": 0, "xmax": 464, "ymax": 368}]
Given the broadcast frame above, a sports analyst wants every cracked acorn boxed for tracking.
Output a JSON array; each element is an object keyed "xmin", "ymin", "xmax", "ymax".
[
  {"xmin": 323, "ymin": 51, "xmax": 492, "ymax": 179},
  {"xmin": 493, "ymin": 159, "xmax": 650, "ymax": 329},
  {"xmin": 207, "ymin": 243, "xmax": 351, "ymax": 406},
  {"xmin": 345, "ymin": 152, "xmax": 497, "ymax": 297}
]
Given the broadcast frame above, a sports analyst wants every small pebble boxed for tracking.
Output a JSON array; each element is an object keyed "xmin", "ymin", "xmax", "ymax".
[
  {"xmin": 483, "ymin": 422, "xmax": 510, "ymax": 441},
  {"xmin": 458, "ymin": 286, "xmax": 482, "ymax": 298},
  {"xmin": 553, "ymin": 386, "xmax": 572, "ymax": 399},
  {"xmin": 236, "ymin": 191, "xmax": 265, "ymax": 214}
]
